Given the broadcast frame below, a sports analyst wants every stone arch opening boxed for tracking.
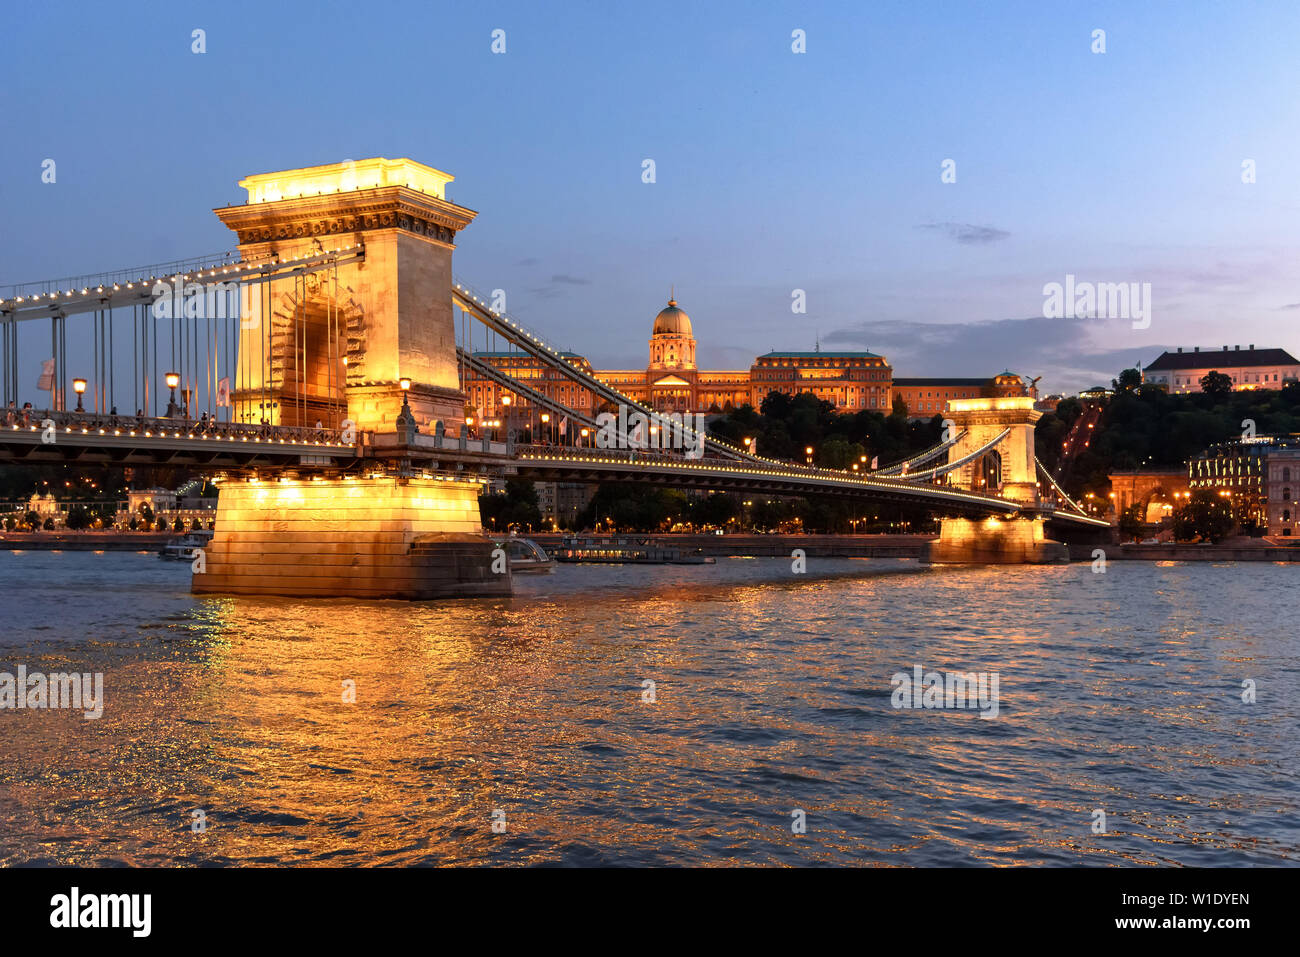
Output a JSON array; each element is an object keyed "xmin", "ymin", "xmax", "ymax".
[{"xmin": 978, "ymin": 450, "xmax": 1002, "ymax": 491}]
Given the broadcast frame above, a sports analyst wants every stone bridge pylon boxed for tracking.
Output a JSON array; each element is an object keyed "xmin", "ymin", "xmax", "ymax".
[
  {"xmin": 926, "ymin": 397, "xmax": 1069, "ymax": 564},
  {"xmin": 194, "ymin": 158, "xmax": 511, "ymax": 599}
]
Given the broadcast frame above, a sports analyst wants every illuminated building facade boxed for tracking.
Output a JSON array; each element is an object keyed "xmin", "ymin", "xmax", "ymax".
[
  {"xmin": 1188, "ymin": 436, "xmax": 1300, "ymax": 535},
  {"xmin": 463, "ymin": 296, "xmax": 1027, "ymax": 421},
  {"xmin": 1142, "ymin": 345, "xmax": 1300, "ymax": 393}
]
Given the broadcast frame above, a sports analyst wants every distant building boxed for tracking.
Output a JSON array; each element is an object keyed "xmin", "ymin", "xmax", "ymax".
[
  {"xmin": 534, "ymin": 481, "xmax": 595, "ymax": 528},
  {"xmin": 464, "ymin": 296, "xmax": 1027, "ymax": 422},
  {"xmin": 1142, "ymin": 345, "xmax": 1300, "ymax": 394},
  {"xmin": 1110, "ymin": 468, "xmax": 1191, "ymax": 522},
  {"xmin": 1188, "ymin": 435, "xmax": 1300, "ymax": 536},
  {"xmin": 750, "ymin": 350, "xmax": 892, "ymax": 412}
]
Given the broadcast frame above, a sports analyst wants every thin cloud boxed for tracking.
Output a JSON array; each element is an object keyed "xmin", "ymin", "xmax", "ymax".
[
  {"xmin": 917, "ymin": 222, "xmax": 1011, "ymax": 245},
  {"xmin": 824, "ymin": 315, "xmax": 1171, "ymax": 394}
]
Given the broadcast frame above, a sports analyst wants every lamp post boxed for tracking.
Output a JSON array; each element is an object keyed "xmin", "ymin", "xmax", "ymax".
[
  {"xmin": 72, "ymin": 378, "xmax": 87, "ymax": 413},
  {"xmin": 805, "ymin": 445, "xmax": 814, "ymax": 465},
  {"xmin": 165, "ymin": 372, "xmax": 180, "ymax": 417},
  {"xmin": 580, "ymin": 427, "xmax": 590, "ymax": 448},
  {"xmin": 541, "ymin": 412, "xmax": 550, "ymax": 445},
  {"xmin": 396, "ymin": 378, "xmax": 416, "ymax": 435}
]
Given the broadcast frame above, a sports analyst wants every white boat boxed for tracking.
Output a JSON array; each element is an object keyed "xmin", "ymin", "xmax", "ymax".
[
  {"xmin": 498, "ymin": 537, "xmax": 556, "ymax": 574},
  {"xmin": 158, "ymin": 530, "xmax": 213, "ymax": 560}
]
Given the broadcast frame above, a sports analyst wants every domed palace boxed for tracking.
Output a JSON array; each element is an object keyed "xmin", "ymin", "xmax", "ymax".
[{"xmin": 462, "ymin": 293, "xmax": 1030, "ymax": 423}]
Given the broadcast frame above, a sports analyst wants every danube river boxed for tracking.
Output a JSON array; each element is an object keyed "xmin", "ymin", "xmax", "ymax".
[{"xmin": 0, "ymin": 550, "xmax": 1295, "ymax": 866}]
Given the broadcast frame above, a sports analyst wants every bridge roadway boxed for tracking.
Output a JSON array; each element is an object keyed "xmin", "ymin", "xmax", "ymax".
[
  {"xmin": 0, "ymin": 411, "xmax": 1111, "ymax": 529},
  {"xmin": 503, "ymin": 444, "xmax": 1107, "ymax": 527},
  {"xmin": 0, "ymin": 410, "xmax": 360, "ymax": 469}
]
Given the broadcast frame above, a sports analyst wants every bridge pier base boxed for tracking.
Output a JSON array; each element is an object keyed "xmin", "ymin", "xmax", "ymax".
[
  {"xmin": 925, "ymin": 515, "xmax": 1068, "ymax": 565},
  {"xmin": 192, "ymin": 475, "xmax": 512, "ymax": 599}
]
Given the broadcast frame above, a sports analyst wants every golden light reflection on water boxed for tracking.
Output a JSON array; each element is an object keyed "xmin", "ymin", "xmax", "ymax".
[{"xmin": 0, "ymin": 554, "xmax": 1295, "ymax": 866}]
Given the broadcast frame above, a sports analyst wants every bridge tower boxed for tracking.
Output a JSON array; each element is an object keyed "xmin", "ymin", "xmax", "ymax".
[
  {"xmin": 195, "ymin": 159, "xmax": 510, "ymax": 599},
  {"xmin": 214, "ymin": 157, "xmax": 475, "ymax": 432},
  {"xmin": 927, "ymin": 396, "xmax": 1068, "ymax": 563}
]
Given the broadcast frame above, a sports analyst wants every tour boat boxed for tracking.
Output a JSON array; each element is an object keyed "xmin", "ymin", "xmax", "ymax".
[
  {"xmin": 499, "ymin": 537, "xmax": 556, "ymax": 574},
  {"xmin": 157, "ymin": 530, "xmax": 213, "ymax": 561}
]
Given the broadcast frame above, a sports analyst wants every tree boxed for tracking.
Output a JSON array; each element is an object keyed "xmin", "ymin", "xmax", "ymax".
[
  {"xmin": 65, "ymin": 504, "xmax": 92, "ymax": 530},
  {"xmin": 1113, "ymin": 368, "xmax": 1141, "ymax": 391},
  {"xmin": 1172, "ymin": 489, "xmax": 1234, "ymax": 543},
  {"xmin": 25, "ymin": 510, "xmax": 41, "ymax": 531},
  {"xmin": 1200, "ymin": 370, "xmax": 1233, "ymax": 397},
  {"xmin": 478, "ymin": 479, "xmax": 544, "ymax": 532},
  {"xmin": 1118, "ymin": 504, "xmax": 1144, "ymax": 542}
]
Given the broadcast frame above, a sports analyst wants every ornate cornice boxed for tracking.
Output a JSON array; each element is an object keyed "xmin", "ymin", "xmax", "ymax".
[{"xmin": 214, "ymin": 186, "xmax": 477, "ymax": 247}]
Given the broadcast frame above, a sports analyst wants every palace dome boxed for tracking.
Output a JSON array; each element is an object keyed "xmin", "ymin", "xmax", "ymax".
[{"xmin": 652, "ymin": 298, "xmax": 693, "ymax": 337}]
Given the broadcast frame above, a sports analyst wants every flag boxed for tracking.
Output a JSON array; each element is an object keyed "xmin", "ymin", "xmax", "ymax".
[
  {"xmin": 870, "ymin": 456, "xmax": 878, "ymax": 469},
  {"xmin": 557, "ymin": 415, "xmax": 568, "ymax": 436},
  {"xmin": 901, "ymin": 461, "xmax": 909, "ymax": 475},
  {"xmin": 36, "ymin": 358, "xmax": 54, "ymax": 392},
  {"xmin": 216, "ymin": 377, "xmax": 231, "ymax": 408}
]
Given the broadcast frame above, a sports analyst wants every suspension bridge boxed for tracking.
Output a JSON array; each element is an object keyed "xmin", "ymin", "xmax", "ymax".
[{"xmin": 0, "ymin": 157, "xmax": 1107, "ymax": 597}]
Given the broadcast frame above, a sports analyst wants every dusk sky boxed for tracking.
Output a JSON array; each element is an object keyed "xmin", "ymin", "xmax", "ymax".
[{"xmin": 4, "ymin": 0, "xmax": 1300, "ymax": 394}]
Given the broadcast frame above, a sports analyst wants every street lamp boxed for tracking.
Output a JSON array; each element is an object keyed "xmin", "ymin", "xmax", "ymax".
[
  {"xmin": 580, "ymin": 427, "xmax": 590, "ymax": 448},
  {"xmin": 72, "ymin": 378, "xmax": 86, "ymax": 413},
  {"xmin": 165, "ymin": 372, "xmax": 180, "ymax": 417},
  {"xmin": 805, "ymin": 445, "xmax": 814, "ymax": 465},
  {"xmin": 541, "ymin": 412, "xmax": 550, "ymax": 445},
  {"xmin": 396, "ymin": 377, "xmax": 415, "ymax": 432}
]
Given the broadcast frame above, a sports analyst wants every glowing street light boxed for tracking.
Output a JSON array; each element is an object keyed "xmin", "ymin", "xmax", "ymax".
[
  {"xmin": 72, "ymin": 378, "xmax": 87, "ymax": 413},
  {"xmin": 165, "ymin": 372, "xmax": 180, "ymax": 417}
]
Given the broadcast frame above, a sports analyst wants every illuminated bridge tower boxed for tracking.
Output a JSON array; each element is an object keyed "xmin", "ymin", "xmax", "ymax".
[
  {"xmin": 927, "ymin": 396, "xmax": 1068, "ymax": 564},
  {"xmin": 195, "ymin": 159, "xmax": 510, "ymax": 599},
  {"xmin": 213, "ymin": 157, "xmax": 476, "ymax": 432}
]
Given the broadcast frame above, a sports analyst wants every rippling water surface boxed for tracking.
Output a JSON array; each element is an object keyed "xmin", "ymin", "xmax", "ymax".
[{"xmin": 0, "ymin": 549, "xmax": 1295, "ymax": 866}]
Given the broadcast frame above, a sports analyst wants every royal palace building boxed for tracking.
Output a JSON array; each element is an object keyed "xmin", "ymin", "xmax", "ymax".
[{"xmin": 463, "ymin": 296, "xmax": 1028, "ymax": 423}]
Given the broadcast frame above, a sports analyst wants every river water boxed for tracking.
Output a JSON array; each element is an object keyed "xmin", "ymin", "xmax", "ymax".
[{"xmin": 0, "ymin": 550, "xmax": 1295, "ymax": 866}]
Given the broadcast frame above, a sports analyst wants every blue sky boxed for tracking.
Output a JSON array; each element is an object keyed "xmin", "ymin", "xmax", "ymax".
[{"xmin": 3, "ymin": 0, "xmax": 1299, "ymax": 394}]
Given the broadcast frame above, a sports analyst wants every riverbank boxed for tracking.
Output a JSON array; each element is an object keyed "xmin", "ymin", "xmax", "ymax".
[
  {"xmin": 0, "ymin": 532, "xmax": 171, "ymax": 551},
  {"xmin": 1085, "ymin": 541, "xmax": 1300, "ymax": 562},
  {"xmin": 531, "ymin": 532, "xmax": 1300, "ymax": 562}
]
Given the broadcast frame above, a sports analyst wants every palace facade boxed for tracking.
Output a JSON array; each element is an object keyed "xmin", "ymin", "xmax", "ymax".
[
  {"xmin": 462, "ymin": 296, "xmax": 1028, "ymax": 422},
  {"xmin": 1142, "ymin": 345, "xmax": 1300, "ymax": 393}
]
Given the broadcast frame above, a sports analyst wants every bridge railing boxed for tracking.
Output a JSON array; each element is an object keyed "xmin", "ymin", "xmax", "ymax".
[
  {"xmin": 513, "ymin": 443, "xmax": 943, "ymax": 482},
  {"xmin": 2, "ymin": 408, "xmax": 358, "ymax": 447},
  {"xmin": 0, "ymin": 250, "xmax": 268, "ymax": 300}
]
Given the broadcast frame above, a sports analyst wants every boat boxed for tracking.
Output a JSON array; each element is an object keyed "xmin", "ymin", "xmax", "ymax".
[
  {"xmin": 553, "ymin": 535, "xmax": 716, "ymax": 565},
  {"xmin": 497, "ymin": 536, "xmax": 556, "ymax": 574},
  {"xmin": 158, "ymin": 530, "xmax": 214, "ymax": 561}
]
